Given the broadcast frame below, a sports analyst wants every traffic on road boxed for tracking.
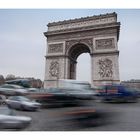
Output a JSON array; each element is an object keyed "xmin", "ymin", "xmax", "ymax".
[{"xmin": 0, "ymin": 80, "xmax": 140, "ymax": 131}]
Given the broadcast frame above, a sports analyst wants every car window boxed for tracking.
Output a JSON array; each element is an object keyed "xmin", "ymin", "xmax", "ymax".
[
  {"xmin": 18, "ymin": 96, "xmax": 30, "ymax": 101},
  {"xmin": 9, "ymin": 96, "xmax": 20, "ymax": 101},
  {"xmin": 123, "ymin": 87, "xmax": 136, "ymax": 93}
]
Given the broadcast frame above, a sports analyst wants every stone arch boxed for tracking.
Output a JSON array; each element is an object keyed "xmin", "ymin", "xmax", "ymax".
[
  {"xmin": 65, "ymin": 38, "xmax": 93, "ymax": 56},
  {"xmin": 67, "ymin": 43, "xmax": 91, "ymax": 79},
  {"xmin": 44, "ymin": 12, "xmax": 120, "ymax": 88},
  {"xmin": 68, "ymin": 43, "xmax": 91, "ymax": 59}
]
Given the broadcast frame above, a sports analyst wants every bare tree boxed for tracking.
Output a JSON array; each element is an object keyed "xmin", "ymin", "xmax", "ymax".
[
  {"xmin": 29, "ymin": 78, "xmax": 43, "ymax": 88},
  {"xmin": 5, "ymin": 74, "xmax": 16, "ymax": 81},
  {"xmin": 0, "ymin": 75, "xmax": 5, "ymax": 85}
]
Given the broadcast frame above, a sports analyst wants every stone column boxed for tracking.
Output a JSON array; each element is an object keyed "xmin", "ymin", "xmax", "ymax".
[{"xmin": 44, "ymin": 41, "xmax": 66, "ymax": 88}]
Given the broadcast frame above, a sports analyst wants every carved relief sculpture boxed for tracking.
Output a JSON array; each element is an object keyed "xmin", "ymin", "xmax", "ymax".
[
  {"xmin": 95, "ymin": 38, "xmax": 115, "ymax": 50},
  {"xmin": 49, "ymin": 61, "xmax": 59, "ymax": 77},
  {"xmin": 98, "ymin": 58, "xmax": 113, "ymax": 78},
  {"xmin": 48, "ymin": 43, "xmax": 63, "ymax": 53}
]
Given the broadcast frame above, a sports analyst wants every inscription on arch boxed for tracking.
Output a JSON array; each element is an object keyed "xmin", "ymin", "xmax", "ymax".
[
  {"xmin": 48, "ymin": 43, "xmax": 63, "ymax": 53},
  {"xmin": 95, "ymin": 38, "xmax": 115, "ymax": 50}
]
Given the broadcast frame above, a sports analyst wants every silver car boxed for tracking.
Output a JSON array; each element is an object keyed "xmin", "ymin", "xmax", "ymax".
[
  {"xmin": 0, "ymin": 106, "xmax": 32, "ymax": 130},
  {"xmin": 0, "ymin": 84, "xmax": 28, "ymax": 96},
  {"xmin": 6, "ymin": 96, "xmax": 41, "ymax": 111}
]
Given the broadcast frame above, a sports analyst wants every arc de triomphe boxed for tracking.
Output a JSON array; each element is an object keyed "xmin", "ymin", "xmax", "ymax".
[{"xmin": 44, "ymin": 12, "xmax": 120, "ymax": 88}]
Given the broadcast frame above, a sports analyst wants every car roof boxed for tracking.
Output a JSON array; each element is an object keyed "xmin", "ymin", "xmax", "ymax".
[{"xmin": 0, "ymin": 84, "xmax": 24, "ymax": 88}]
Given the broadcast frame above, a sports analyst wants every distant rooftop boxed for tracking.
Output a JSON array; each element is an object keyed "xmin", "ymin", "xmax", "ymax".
[{"xmin": 122, "ymin": 79, "xmax": 140, "ymax": 83}]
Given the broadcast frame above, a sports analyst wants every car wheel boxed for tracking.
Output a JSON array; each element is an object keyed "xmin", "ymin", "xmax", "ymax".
[{"xmin": 2, "ymin": 101, "xmax": 7, "ymax": 105}]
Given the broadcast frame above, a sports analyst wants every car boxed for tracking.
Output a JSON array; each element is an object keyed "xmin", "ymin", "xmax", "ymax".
[
  {"xmin": 94, "ymin": 84, "xmax": 139, "ymax": 103},
  {"xmin": 124, "ymin": 87, "xmax": 140, "ymax": 98},
  {"xmin": 60, "ymin": 88, "xmax": 96, "ymax": 100},
  {"xmin": 26, "ymin": 88, "xmax": 95, "ymax": 108},
  {"xmin": 0, "ymin": 106, "xmax": 32, "ymax": 130},
  {"xmin": 6, "ymin": 96, "xmax": 41, "ymax": 111},
  {"xmin": 63, "ymin": 107, "xmax": 109, "ymax": 128},
  {"xmin": 0, "ymin": 84, "xmax": 28, "ymax": 96},
  {"xmin": 6, "ymin": 79, "xmax": 31, "ymax": 88},
  {"xmin": 27, "ymin": 88, "xmax": 39, "ymax": 92},
  {"xmin": 28, "ymin": 91, "xmax": 81, "ymax": 108}
]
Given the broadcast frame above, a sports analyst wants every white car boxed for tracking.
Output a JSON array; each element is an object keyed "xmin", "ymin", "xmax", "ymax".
[
  {"xmin": 6, "ymin": 96, "xmax": 41, "ymax": 111},
  {"xmin": 0, "ymin": 106, "xmax": 32, "ymax": 130}
]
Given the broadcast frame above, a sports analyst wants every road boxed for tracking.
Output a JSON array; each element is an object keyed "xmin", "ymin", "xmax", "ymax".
[{"xmin": 14, "ymin": 100, "xmax": 140, "ymax": 131}]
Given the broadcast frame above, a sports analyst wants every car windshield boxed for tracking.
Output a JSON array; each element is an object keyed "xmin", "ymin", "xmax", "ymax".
[
  {"xmin": 18, "ymin": 96, "xmax": 31, "ymax": 101},
  {"xmin": 123, "ymin": 87, "xmax": 138, "ymax": 92}
]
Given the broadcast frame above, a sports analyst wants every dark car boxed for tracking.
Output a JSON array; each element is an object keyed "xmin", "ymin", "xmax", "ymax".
[
  {"xmin": 6, "ymin": 79, "xmax": 31, "ymax": 88},
  {"xmin": 62, "ymin": 107, "xmax": 110, "ymax": 128},
  {"xmin": 94, "ymin": 84, "xmax": 139, "ymax": 103}
]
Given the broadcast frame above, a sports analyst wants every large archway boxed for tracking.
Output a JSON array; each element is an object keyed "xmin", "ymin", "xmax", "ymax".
[
  {"xmin": 67, "ymin": 43, "xmax": 91, "ymax": 79},
  {"xmin": 44, "ymin": 12, "xmax": 120, "ymax": 88},
  {"xmin": 76, "ymin": 53, "xmax": 91, "ymax": 82}
]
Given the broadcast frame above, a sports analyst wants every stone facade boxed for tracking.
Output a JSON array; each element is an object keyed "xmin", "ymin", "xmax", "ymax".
[{"xmin": 44, "ymin": 12, "xmax": 120, "ymax": 88}]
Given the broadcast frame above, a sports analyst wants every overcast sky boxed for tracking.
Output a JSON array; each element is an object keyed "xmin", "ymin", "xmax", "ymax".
[{"xmin": 0, "ymin": 9, "xmax": 140, "ymax": 82}]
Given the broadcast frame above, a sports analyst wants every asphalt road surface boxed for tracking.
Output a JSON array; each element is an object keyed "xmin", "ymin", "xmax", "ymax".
[{"xmin": 14, "ymin": 100, "xmax": 140, "ymax": 131}]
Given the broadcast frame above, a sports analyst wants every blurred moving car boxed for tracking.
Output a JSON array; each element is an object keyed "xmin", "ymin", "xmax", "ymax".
[
  {"xmin": 60, "ymin": 88, "xmax": 96, "ymax": 100},
  {"xmin": 0, "ymin": 106, "xmax": 31, "ymax": 130},
  {"xmin": 94, "ymin": 84, "xmax": 139, "ymax": 103},
  {"xmin": 6, "ymin": 79, "xmax": 31, "ymax": 88},
  {"xmin": 27, "ymin": 91, "xmax": 82, "ymax": 108},
  {"xmin": 63, "ymin": 107, "xmax": 109, "ymax": 128},
  {"xmin": 26, "ymin": 88, "xmax": 96, "ymax": 108},
  {"xmin": 27, "ymin": 88, "xmax": 39, "ymax": 92},
  {"xmin": 6, "ymin": 96, "xmax": 41, "ymax": 111},
  {"xmin": 45, "ymin": 79, "xmax": 91, "ymax": 90},
  {"xmin": 0, "ymin": 84, "xmax": 28, "ymax": 96},
  {"xmin": 124, "ymin": 87, "xmax": 140, "ymax": 98}
]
